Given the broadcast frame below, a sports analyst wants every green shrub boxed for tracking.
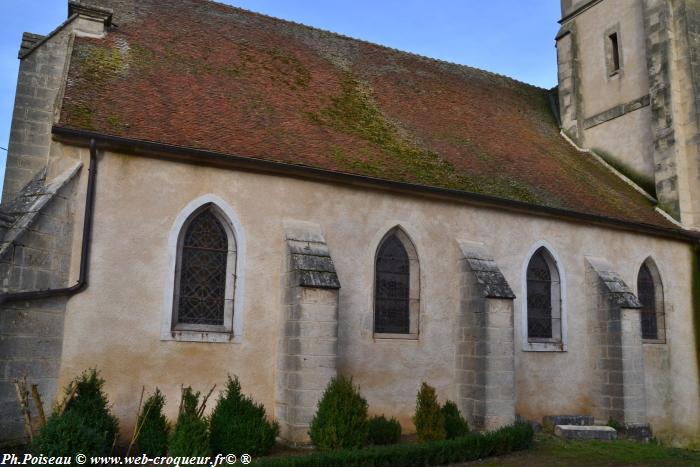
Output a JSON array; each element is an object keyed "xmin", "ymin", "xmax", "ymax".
[
  {"xmin": 210, "ymin": 376, "xmax": 279, "ymax": 456},
  {"xmin": 169, "ymin": 387, "xmax": 209, "ymax": 457},
  {"xmin": 412, "ymin": 383, "xmax": 445, "ymax": 442},
  {"xmin": 309, "ymin": 376, "xmax": 369, "ymax": 451},
  {"xmin": 64, "ymin": 369, "xmax": 119, "ymax": 446},
  {"xmin": 367, "ymin": 415, "xmax": 401, "ymax": 446},
  {"xmin": 30, "ymin": 410, "xmax": 107, "ymax": 457},
  {"xmin": 136, "ymin": 389, "xmax": 169, "ymax": 456},
  {"xmin": 441, "ymin": 400, "xmax": 469, "ymax": 439},
  {"xmin": 607, "ymin": 417, "xmax": 623, "ymax": 432},
  {"xmin": 31, "ymin": 369, "xmax": 118, "ymax": 455},
  {"xmin": 256, "ymin": 422, "xmax": 534, "ymax": 466}
]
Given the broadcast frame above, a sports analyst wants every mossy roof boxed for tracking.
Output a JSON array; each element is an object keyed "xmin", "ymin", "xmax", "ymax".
[{"xmin": 57, "ymin": 0, "xmax": 676, "ymax": 229}]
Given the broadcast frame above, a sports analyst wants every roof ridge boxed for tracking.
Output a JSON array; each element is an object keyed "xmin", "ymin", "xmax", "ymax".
[{"xmin": 199, "ymin": 0, "xmax": 546, "ymax": 91}]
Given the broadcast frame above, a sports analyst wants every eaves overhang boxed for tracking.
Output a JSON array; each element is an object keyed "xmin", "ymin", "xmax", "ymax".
[{"xmin": 52, "ymin": 126, "xmax": 700, "ymax": 244}]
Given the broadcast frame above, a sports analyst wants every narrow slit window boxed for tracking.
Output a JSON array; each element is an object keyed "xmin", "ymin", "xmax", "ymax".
[{"xmin": 608, "ymin": 32, "xmax": 621, "ymax": 74}]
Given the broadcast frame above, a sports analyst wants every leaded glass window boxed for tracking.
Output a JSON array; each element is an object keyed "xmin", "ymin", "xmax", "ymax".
[
  {"xmin": 638, "ymin": 262, "xmax": 660, "ymax": 340},
  {"xmin": 527, "ymin": 250, "xmax": 552, "ymax": 338},
  {"xmin": 375, "ymin": 234, "xmax": 410, "ymax": 334},
  {"xmin": 176, "ymin": 208, "xmax": 228, "ymax": 326},
  {"xmin": 526, "ymin": 247, "xmax": 561, "ymax": 342}
]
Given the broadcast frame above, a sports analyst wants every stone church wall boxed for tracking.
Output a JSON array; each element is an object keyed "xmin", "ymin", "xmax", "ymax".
[{"xmin": 47, "ymin": 143, "xmax": 700, "ymax": 446}]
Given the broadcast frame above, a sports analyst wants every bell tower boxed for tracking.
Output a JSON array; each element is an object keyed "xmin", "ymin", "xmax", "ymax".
[{"xmin": 556, "ymin": 0, "xmax": 700, "ymax": 230}]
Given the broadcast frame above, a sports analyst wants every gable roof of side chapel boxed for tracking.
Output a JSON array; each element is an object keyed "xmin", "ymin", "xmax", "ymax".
[{"xmin": 50, "ymin": 0, "xmax": 688, "ymax": 234}]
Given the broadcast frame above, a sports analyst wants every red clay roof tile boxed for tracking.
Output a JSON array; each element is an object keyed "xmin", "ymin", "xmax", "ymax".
[{"xmin": 57, "ymin": 0, "xmax": 676, "ymax": 230}]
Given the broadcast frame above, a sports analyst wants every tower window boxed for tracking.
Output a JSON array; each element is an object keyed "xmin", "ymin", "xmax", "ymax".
[{"xmin": 606, "ymin": 31, "xmax": 622, "ymax": 76}]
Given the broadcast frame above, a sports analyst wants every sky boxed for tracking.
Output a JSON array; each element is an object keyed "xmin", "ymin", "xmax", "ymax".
[{"xmin": 0, "ymin": 1, "xmax": 561, "ymax": 193}]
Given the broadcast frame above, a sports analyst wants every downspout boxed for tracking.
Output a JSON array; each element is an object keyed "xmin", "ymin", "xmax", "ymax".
[{"xmin": 0, "ymin": 138, "xmax": 97, "ymax": 304}]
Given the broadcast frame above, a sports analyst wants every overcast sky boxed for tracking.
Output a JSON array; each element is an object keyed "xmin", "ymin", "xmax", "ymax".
[{"xmin": 0, "ymin": 1, "xmax": 561, "ymax": 193}]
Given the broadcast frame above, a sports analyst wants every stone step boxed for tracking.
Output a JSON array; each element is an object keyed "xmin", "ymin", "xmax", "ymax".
[
  {"xmin": 543, "ymin": 415, "xmax": 595, "ymax": 426},
  {"xmin": 554, "ymin": 424, "xmax": 617, "ymax": 441}
]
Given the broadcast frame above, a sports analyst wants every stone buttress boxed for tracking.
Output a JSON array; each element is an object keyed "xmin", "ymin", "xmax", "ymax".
[
  {"xmin": 276, "ymin": 221, "xmax": 340, "ymax": 444},
  {"xmin": 455, "ymin": 240, "xmax": 517, "ymax": 431}
]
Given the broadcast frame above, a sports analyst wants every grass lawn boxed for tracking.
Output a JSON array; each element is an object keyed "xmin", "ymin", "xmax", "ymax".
[{"xmin": 463, "ymin": 435, "xmax": 700, "ymax": 467}]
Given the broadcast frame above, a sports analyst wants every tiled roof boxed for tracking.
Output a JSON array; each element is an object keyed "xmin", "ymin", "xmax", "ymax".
[{"xmin": 57, "ymin": 0, "xmax": 676, "ymax": 229}]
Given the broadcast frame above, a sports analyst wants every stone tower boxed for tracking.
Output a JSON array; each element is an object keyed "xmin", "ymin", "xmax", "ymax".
[{"xmin": 556, "ymin": 0, "xmax": 700, "ymax": 229}]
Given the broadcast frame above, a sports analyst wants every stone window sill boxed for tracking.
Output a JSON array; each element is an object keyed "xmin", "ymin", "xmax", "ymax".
[
  {"xmin": 642, "ymin": 338, "xmax": 666, "ymax": 345},
  {"xmin": 522, "ymin": 340, "xmax": 566, "ymax": 352},
  {"xmin": 161, "ymin": 330, "xmax": 240, "ymax": 343},
  {"xmin": 374, "ymin": 332, "xmax": 419, "ymax": 341}
]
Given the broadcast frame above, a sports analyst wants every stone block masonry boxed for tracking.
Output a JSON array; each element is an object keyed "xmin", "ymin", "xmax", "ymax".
[
  {"xmin": 0, "ymin": 168, "xmax": 79, "ymax": 446},
  {"xmin": 642, "ymin": 0, "xmax": 678, "ymax": 218},
  {"xmin": 276, "ymin": 220, "xmax": 340, "ymax": 445},
  {"xmin": 586, "ymin": 257, "xmax": 648, "ymax": 429},
  {"xmin": 3, "ymin": 30, "xmax": 72, "ymax": 202},
  {"xmin": 3, "ymin": 2, "xmax": 111, "ymax": 202},
  {"xmin": 556, "ymin": 23, "xmax": 585, "ymax": 144},
  {"xmin": 455, "ymin": 241, "xmax": 516, "ymax": 432},
  {"xmin": 0, "ymin": 4, "xmax": 111, "ymax": 446}
]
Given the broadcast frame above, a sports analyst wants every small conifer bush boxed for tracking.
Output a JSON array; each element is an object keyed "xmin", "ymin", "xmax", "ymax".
[
  {"xmin": 308, "ymin": 376, "xmax": 369, "ymax": 451},
  {"xmin": 136, "ymin": 389, "xmax": 169, "ymax": 456},
  {"xmin": 168, "ymin": 387, "xmax": 209, "ymax": 457},
  {"xmin": 367, "ymin": 415, "xmax": 401, "ymax": 445},
  {"xmin": 31, "ymin": 411, "xmax": 106, "ymax": 457},
  {"xmin": 441, "ymin": 400, "xmax": 469, "ymax": 439},
  {"xmin": 209, "ymin": 375, "xmax": 279, "ymax": 456},
  {"xmin": 412, "ymin": 382, "xmax": 446, "ymax": 442},
  {"xmin": 31, "ymin": 369, "xmax": 118, "ymax": 456}
]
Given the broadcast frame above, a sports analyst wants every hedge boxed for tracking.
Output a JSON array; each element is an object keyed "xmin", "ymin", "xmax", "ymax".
[{"xmin": 254, "ymin": 422, "xmax": 534, "ymax": 466}]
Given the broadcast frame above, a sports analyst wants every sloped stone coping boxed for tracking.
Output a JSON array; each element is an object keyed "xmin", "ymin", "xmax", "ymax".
[
  {"xmin": 0, "ymin": 162, "xmax": 82, "ymax": 261},
  {"xmin": 586, "ymin": 256, "xmax": 641, "ymax": 308},
  {"xmin": 457, "ymin": 240, "xmax": 515, "ymax": 299},
  {"xmin": 284, "ymin": 220, "xmax": 340, "ymax": 289}
]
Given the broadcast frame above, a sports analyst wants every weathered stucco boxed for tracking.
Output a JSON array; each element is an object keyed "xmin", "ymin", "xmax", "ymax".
[
  {"xmin": 49, "ymin": 143, "xmax": 700, "ymax": 446},
  {"xmin": 576, "ymin": 0, "xmax": 650, "ymax": 116},
  {"xmin": 584, "ymin": 107, "xmax": 655, "ymax": 178}
]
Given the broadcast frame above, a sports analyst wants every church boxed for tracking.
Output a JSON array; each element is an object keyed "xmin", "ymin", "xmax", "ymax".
[{"xmin": 0, "ymin": 0, "xmax": 699, "ymax": 447}]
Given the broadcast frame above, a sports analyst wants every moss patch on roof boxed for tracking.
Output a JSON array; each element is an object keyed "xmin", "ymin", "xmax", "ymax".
[{"xmin": 57, "ymin": 0, "xmax": 676, "ymax": 230}]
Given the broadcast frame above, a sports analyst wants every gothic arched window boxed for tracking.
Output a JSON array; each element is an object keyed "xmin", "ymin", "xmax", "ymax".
[
  {"xmin": 173, "ymin": 204, "xmax": 236, "ymax": 333},
  {"xmin": 637, "ymin": 259, "xmax": 665, "ymax": 342},
  {"xmin": 374, "ymin": 228, "xmax": 419, "ymax": 337},
  {"xmin": 526, "ymin": 247, "xmax": 562, "ymax": 343}
]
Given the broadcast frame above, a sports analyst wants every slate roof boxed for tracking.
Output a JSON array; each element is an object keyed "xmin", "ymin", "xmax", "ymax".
[{"xmin": 56, "ymin": 0, "xmax": 677, "ymax": 230}]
